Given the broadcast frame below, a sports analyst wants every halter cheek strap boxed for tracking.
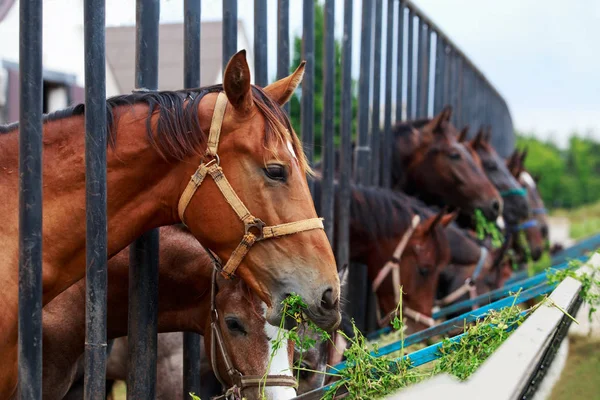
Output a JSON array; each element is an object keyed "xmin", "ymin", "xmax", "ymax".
[
  {"xmin": 178, "ymin": 92, "xmax": 324, "ymax": 279},
  {"xmin": 370, "ymin": 215, "xmax": 436, "ymax": 328}
]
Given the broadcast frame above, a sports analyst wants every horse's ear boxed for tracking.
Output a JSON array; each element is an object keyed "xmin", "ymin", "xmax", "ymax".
[
  {"xmin": 520, "ymin": 147, "xmax": 528, "ymax": 165},
  {"xmin": 263, "ymin": 61, "xmax": 306, "ymax": 106},
  {"xmin": 440, "ymin": 209, "xmax": 459, "ymax": 227},
  {"xmin": 484, "ymin": 126, "xmax": 492, "ymax": 143},
  {"xmin": 423, "ymin": 207, "xmax": 447, "ymax": 234},
  {"xmin": 223, "ymin": 50, "xmax": 254, "ymax": 115},
  {"xmin": 472, "ymin": 127, "xmax": 485, "ymax": 148},
  {"xmin": 430, "ymin": 105, "xmax": 453, "ymax": 134},
  {"xmin": 458, "ymin": 125, "xmax": 469, "ymax": 142}
]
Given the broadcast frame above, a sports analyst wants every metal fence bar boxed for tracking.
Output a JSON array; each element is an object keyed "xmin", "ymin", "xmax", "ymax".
[
  {"xmin": 415, "ymin": 16, "xmax": 424, "ymax": 117},
  {"xmin": 302, "ymin": 0, "xmax": 315, "ymax": 193},
  {"xmin": 370, "ymin": 0, "xmax": 382, "ymax": 185},
  {"xmin": 405, "ymin": 8, "xmax": 414, "ymax": 119},
  {"xmin": 337, "ymin": 0, "xmax": 352, "ymax": 275},
  {"xmin": 321, "ymin": 0, "xmax": 335, "ymax": 243},
  {"xmin": 423, "ymin": 24, "xmax": 431, "ymax": 116},
  {"xmin": 182, "ymin": 0, "xmax": 202, "ymax": 396},
  {"xmin": 277, "ymin": 0, "xmax": 289, "ymax": 113},
  {"xmin": 254, "ymin": 0, "xmax": 268, "ymax": 87},
  {"xmin": 222, "ymin": 0, "xmax": 237, "ymax": 70},
  {"xmin": 433, "ymin": 34, "xmax": 445, "ymax": 114},
  {"xmin": 354, "ymin": 0, "xmax": 373, "ymax": 185},
  {"xmin": 382, "ymin": 0, "xmax": 394, "ymax": 188},
  {"xmin": 83, "ymin": 0, "xmax": 108, "ymax": 398},
  {"xmin": 395, "ymin": 0, "xmax": 405, "ymax": 123},
  {"xmin": 18, "ymin": 0, "xmax": 43, "ymax": 397},
  {"xmin": 127, "ymin": 1, "xmax": 160, "ymax": 398}
]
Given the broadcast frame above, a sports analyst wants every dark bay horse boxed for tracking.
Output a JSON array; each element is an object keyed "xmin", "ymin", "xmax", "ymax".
[
  {"xmin": 313, "ymin": 179, "xmax": 453, "ymax": 333},
  {"xmin": 390, "ymin": 106, "xmax": 502, "ymax": 222},
  {"xmin": 461, "ymin": 127, "xmax": 530, "ymax": 227},
  {"xmin": 0, "ymin": 51, "xmax": 340, "ymax": 395},
  {"xmin": 507, "ymin": 149, "xmax": 549, "ymax": 261},
  {"xmin": 37, "ymin": 225, "xmax": 296, "ymax": 400}
]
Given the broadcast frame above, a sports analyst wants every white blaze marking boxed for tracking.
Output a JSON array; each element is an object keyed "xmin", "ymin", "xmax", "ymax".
[
  {"xmin": 287, "ymin": 140, "xmax": 298, "ymax": 160},
  {"xmin": 262, "ymin": 304, "xmax": 296, "ymax": 400},
  {"xmin": 520, "ymin": 171, "xmax": 536, "ymax": 189},
  {"xmin": 496, "ymin": 216, "xmax": 506, "ymax": 230}
]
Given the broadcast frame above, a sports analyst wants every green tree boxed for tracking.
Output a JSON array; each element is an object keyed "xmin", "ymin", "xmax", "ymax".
[{"xmin": 288, "ymin": 1, "xmax": 358, "ymax": 160}]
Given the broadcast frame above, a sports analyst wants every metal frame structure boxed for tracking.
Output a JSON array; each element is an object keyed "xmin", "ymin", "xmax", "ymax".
[{"xmin": 16, "ymin": 0, "xmax": 517, "ymax": 398}]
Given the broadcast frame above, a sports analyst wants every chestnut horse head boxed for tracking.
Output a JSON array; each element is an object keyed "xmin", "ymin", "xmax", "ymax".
[
  {"xmin": 350, "ymin": 187, "xmax": 453, "ymax": 334},
  {"xmin": 170, "ymin": 51, "xmax": 340, "ymax": 329},
  {"xmin": 204, "ymin": 272, "xmax": 297, "ymax": 400},
  {"xmin": 464, "ymin": 127, "xmax": 529, "ymax": 226},
  {"xmin": 392, "ymin": 106, "xmax": 502, "ymax": 221}
]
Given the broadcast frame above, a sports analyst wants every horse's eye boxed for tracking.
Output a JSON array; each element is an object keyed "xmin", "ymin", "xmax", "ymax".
[
  {"xmin": 297, "ymin": 362, "xmax": 312, "ymax": 381},
  {"xmin": 225, "ymin": 317, "xmax": 247, "ymax": 335},
  {"xmin": 418, "ymin": 267, "xmax": 430, "ymax": 277},
  {"xmin": 484, "ymin": 161, "xmax": 498, "ymax": 171},
  {"xmin": 264, "ymin": 164, "xmax": 288, "ymax": 182},
  {"xmin": 448, "ymin": 152, "xmax": 461, "ymax": 160}
]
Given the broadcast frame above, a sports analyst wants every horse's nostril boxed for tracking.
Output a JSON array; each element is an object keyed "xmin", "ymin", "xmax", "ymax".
[
  {"xmin": 492, "ymin": 200, "xmax": 500, "ymax": 212},
  {"xmin": 321, "ymin": 288, "xmax": 337, "ymax": 310}
]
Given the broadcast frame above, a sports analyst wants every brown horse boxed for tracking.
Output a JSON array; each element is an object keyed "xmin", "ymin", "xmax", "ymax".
[
  {"xmin": 313, "ymin": 180, "xmax": 454, "ymax": 334},
  {"xmin": 0, "ymin": 51, "xmax": 340, "ymax": 395},
  {"xmin": 34, "ymin": 225, "xmax": 296, "ymax": 400},
  {"xmin": 390, "ymin": 106, "xmax": 502, "ymax": 222},
  {"xmin": 507, "ymin": 149, "xmax": 548, "ymax": 260},
  {"xmin": 460, "ymin": 127, "xmax": 530, "ymax": 227}
]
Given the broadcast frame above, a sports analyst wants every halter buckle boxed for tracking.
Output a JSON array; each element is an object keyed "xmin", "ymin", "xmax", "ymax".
[
  {"xmin": 245, "ymin": 218, "xmax": 266, "ymax": 240},
  {"xmin": 205, "ymin": 153, "xmax": 221, "ymax": 168}
]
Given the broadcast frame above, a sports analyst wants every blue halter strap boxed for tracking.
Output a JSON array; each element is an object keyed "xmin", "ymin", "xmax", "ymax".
[
  {"xmin": 531, "ymin": 207, "xmax": 547, "ymax": 215},
  {"xmin": 500, "ymin": 187, "xmax": 527, "ymax": 198},
  {"xmin": 511, "ymin": 219, "xmax": 538, "ymax": 232}
]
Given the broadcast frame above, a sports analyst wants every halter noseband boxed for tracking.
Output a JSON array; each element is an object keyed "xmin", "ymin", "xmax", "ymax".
[
  {"xmin": 510, "ymin": 219, "xmax": 538, "ymax": 233},
  {"xmin": 499, "ymin": 187, "xmax": 527, "ymax": 198},
  {"xmin": 435, "ymin": 246, "xmax": 489, "ymax": 308},
  {"xmin": 178, "ymin": 92, "xmax": 324, "ymax": 279},
  {"xmin": 209, "ymin": 268, "xmax": 298, "ymax": 399},
  {"xmin": 371, "ymin": 215, "xmax": 436, "ymax": 328}
]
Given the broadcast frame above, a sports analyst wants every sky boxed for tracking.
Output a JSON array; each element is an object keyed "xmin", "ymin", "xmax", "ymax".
[{"xmin": 106, "ymin": 0, "xmax": 600, "ymax": 148}]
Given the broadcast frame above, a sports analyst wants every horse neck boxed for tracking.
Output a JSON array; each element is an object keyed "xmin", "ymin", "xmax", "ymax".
[{"xmin": 446, "ymin": 224, "xmax": 483, "ymax": 265}]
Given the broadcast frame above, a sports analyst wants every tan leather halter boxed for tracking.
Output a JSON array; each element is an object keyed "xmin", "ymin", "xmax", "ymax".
[
  {"xmin": 371, "ymin": 215, "xmax": 436, "ymax": 328},
  {"xmin": 209, "ymin": 268, "xmax": 298, "ymax": 400},
  {"xmin": 178, "ymin": 92, "xmax": 324, "ymax": 279}
]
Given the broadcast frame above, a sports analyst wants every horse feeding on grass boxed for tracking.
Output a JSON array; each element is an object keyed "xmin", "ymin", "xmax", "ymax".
[
  {"xmin": 37, "ymin": 225, "xmax": 298, "ymax": 400},
  {"xmin": 460, "ymin": 126, "xmax": 530, "ymax": 228},
  {"xmin": 0, "ymin": 50, "xmax": 340, "ymax": 397},
  {"xmin": 389, "ymin": 106, "xmax": 502, "ymax": 224},
  {"xmin": 313, "ymin": 179, "xmax": 454, "ymax": 333}
]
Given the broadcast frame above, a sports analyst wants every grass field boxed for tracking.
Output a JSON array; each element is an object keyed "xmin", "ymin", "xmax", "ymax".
[
  {"xmin": 552, "ymin": 201, "xmax": 600, "ymax": 241},
  {"xmin": 550, "ymin": 336, "xmax": 600, "ymax": 400}
]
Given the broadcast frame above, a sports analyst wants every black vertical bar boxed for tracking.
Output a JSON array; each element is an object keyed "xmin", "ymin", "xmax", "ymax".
[
  {"xmin": 423, "ymin": 24, "xmax": 431, "ymax": 116},
  {"xmin": 382, "ymin": 0, "xmax": 394, "ymax": 188},
  {"xmin": 302, "ymin": 0, "xmax": 315, "ymax": 193},
  {"xmin": 337, "ymin": 0, "xmax": 352, "ymax": 276},
  {"xmin": 222, "ymin": 0, "xmax": 237, "ymax": 70},
  {"xmin": 395, "ymin": 0, "xmax": 404, "ymax": 123},
  {"xmin": 406, "ymin": 8, "xmax": 414, "ymax": 119},
  {"xmin": 128, "ymin": 1, "xmax": 160, "ymax": 399},
  {"xmin": 415, "ymin": 17, "xmax": 424, "ymax": 117},
  {"xmin": 277, "ymin": 0, "xmax": 289, "ymax": 113},
  {"xmin": 448, "ymin": 49, "xmax": 457, "ymax": 122},
  {"xmin": 254, "ymin": 0, "xmax": 268, "ymax": 87},
  {"xmin": 434, "ymin": 34, "xmax": 445, "ymax": 114},
  {"xmin": 183, "ymin": 0, "xmax": 202, "ymax": 397},
  {"xmin": 18, "ymin": 0, "xmax": 43, "ymax": 398},
  {"xmin": 370, "ymin": 0, "xmax": 382, "ymax": 186},
  {"xmin": 442, "ymin": 46, "xmax": 450, "ymax": 109},
  {"xmin": 83, "ymin": 0, "xmax": 108, "ymax": 398},
  {"xmin": 455, "ymin": 56, "xmax": 463, "ymax": 127},
  {"xmin": 321, "ymin": 0, "xmax": 335, "ymax": 243},
  {"xmin": 355, "ymin": 0, "xmax": 373, "ymax": 185}
]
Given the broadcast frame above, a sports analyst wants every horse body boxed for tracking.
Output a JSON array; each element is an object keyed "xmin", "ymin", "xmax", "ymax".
[
  {"xmin": 0, "ymin": 52, "xmax": 339, "ymax": 396},
  {"xmin": 35, "ymin": 225, "xmax": 295, "ymax": 400}
]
